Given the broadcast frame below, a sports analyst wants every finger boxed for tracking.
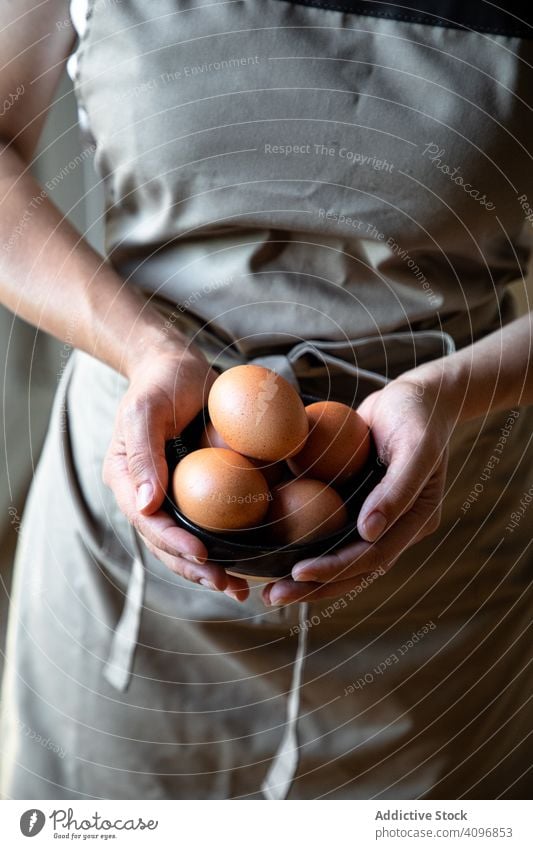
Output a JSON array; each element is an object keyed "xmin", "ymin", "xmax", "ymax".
[
  {"xmin": 105, "ymin": 449, "xmax": 250, "ymax": 600},
  {"xmin": 121, "ymin": 393, "xmax": 172, "ymax": 514},
  {"xmin": 292, "ymin": 470, "xmax": 444, "ymax": 583},
  {"xmin": 223, "ymin": 574, "xmax": 251, "ymax": 602},
  {"xmin": 355, "ymin": 390, "xmax": 379, "ymax": 421},
  {"xmin": 137, "ymin": 510, "xmax": 211, "ymax": 562},
  {"xmin": 263, "ymin": 569, "xmax": 388, "ymax": 606},
  {"xmin": 139, "ymin": 531, "xmax": 249, "ymax": 600},
  {"xmin": 291, "ymin": 539, "xmax": 398, "ymax": 584},
  {"xmin": 357, "ymin": 442, "xmax": 447, "ymax": 542},
  {"xmin": 104, "ymin": 448, "xmax": 208, "ymax": 562},
  {"xmin": 138, "ymin": 532, "xmax": 227, "ymax": 589}
]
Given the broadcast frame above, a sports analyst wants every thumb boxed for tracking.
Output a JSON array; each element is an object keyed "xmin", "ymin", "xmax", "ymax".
[
  {"xmin": 357, "ymin": 438, "xmax": 440, "ymax": 542},
  {"xmin": 123, "ymin": 395, "xmax": 171, "ymax": 515}
]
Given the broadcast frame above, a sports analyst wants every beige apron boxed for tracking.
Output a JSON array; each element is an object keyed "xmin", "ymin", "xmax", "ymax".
[{"xmin": 1, "ymin": 0, "xmax": 532, "ymax": 799}]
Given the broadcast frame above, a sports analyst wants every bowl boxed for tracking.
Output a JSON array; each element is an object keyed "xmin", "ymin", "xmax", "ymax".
[{"xmin": 163, "ymin": 395, "xmax": 385, "ymax": 579}]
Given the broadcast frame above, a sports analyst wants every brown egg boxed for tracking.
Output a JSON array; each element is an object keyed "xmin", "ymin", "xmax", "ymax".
[
  {"xmin": 173, "ymin": 447, "xmax": 270, "ymax": 532},
  {"xmin": 288, "ymin": 400, "xmax": 371, "ymax": 484},
  {"xmin": 248, "ymin": 458, "xmax": 286, "ymax": 487},
  {"xmin": 199, "ymin": 421, "xmax": 285, "ymax": 486},
  {"xmin": 199, "ymin": 421, "xmax": 229, "ymax": 450},
  {"xmin": 266, "ymin": 478, "xmax": 348, "ymax": 544},
  {"xmin": 208, "ymin": 364, "xmax": 308, "ymax": 462}
]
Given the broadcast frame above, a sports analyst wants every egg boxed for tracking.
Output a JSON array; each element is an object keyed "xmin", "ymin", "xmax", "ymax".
[
  {"xmin": 198, "ymin": 421, "xmax": 228, "ymax": 450},
  {"xmin": 249, "ymin": 458, "xmax": 286, "ymax": 487},
  {"xmin": 208, "ymin": 364, "xmax": 308, "ymax": 462},
  {"xmin": 173, "ymin": 447, "xmax": 270, "ymax": 532},
  {"xmin": 266, "ymin": 478, "xmax": 348, "ymax": 544},
  {"xmin": 288, "ymin": 400, "xmax": 371, "ymax": 483},
  {"xmin": 199, "ymin": 421, "xmax": 286, "ymax": 486}
]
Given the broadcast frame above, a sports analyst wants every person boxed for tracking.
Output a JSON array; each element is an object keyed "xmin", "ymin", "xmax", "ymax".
[{"xmin": 0, "ymin": 0, "xmax": 532, "ymax": 800}]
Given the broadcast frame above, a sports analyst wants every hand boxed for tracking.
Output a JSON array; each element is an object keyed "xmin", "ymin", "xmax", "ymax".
[
  {"xmin": 102, "ymin": 335, "xmax": 250, "ymax": 601},
  {"xmin": 262, "ymin": 376, "xmax": 454, "ymax": 606}
]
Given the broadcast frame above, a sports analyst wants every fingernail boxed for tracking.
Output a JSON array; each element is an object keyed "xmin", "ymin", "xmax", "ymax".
[
  {"xmin": 270, "ymin": 597, "xmax": 286, "ymax": 607},
  {"xmin": 136, "ymin": 482, "xmax": 153, "ymax": 511},
  {"xmin": 291, "ymin": 558, "xmax": 316, "ymax": 581},
  {"xmin": 292, "ymin": 563, "xmax": 316, "ymax": 582},
  {"xmin": 224, "ymin": 588, "xmax": 241, "ymax": 602},
  {"xmin": 183, "ymin": 553, "xmax": 206, "ymax": 565},
  {"xmin": 267, "ymin": 589, "xmax": 286, "ymax": 606},
  {"xmin": 199, "ymin": 578, "xmax": 216, "ymax": 590},
  {"xmin": 362, "ymin": 511, "xmax": 387, "ymax": 542}
]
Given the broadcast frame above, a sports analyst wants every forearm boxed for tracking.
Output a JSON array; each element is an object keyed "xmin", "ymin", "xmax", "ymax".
[
  {"xmin": 401, "ymin": 309, "xmax": 533, "ymax": 423},
  {"xmin": 0, "ymin": 141, "xmax": 185, "ymax": 377}
]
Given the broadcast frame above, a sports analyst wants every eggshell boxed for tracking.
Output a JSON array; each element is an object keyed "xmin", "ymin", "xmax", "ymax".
[
  {"xmin": 173, "ymin": 447, "xmax": 270, "ymax": 532},
  {"xmin": 199, "ymin": 421, "xmax": 285, "ymax": 485},
  {"xmin": 288, "ymin": 401, "xmax": 371, "ymax": 483},
  {"xmin": 199, "ymin": 421, "xmax": 229, "ymax": 450},
  {"xmin": 266, "ymin": 478, "xmax": 348, "ymax": 544},
  {"xmin": 208, "ymin": 364, "xmax": 308, "ymax": 462},
  {"xmin": 249, "ymin": 458, "xmax": 286, "ymax": 487}
]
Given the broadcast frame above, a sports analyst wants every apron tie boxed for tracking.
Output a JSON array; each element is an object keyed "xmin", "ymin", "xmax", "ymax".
[
  {"xmin": 58, "ymin": 356, "xmax": 148, "ymax": 694},
  {"xmin": 261, "ymin": 602, "xmax": 309, "ymax": 800},
  {"xmin": 103, "ymin": 525, "xmax": 147, "ymax": 692},
  {"xmin": 149, "ymin": 295, "xmax": 456, "ymax": 389}
]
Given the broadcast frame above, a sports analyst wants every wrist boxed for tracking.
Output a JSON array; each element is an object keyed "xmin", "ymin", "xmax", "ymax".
[
  {"xmin": 123, "ymin": 314, "xmax": 209, "ymax": 382},
  {"xmin": 397, "ymin": 356, "xmax": 467, "ymax": 429}
]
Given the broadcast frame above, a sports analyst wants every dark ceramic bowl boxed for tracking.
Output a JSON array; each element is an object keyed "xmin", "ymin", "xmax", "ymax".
[{"xmin": 164, "ymin": 395, "xmax": 385, "ymax": 579}]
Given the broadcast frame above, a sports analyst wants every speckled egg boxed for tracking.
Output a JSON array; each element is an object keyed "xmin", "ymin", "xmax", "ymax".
[
  {"xmin": 266, "ymin": 477, "xmax": 348, "ymax": 544},
  {"xmin": 288, "ymin": 401, "xmax": 371, "ymax": 483},
  {"xmin": 173, "ymin": 447, "xmax": 270, "ymax": 532},
  {"xmin": 199, "ymin": 421, "xmax": 286, "ymax": 486},
  {"xmin": 208, "ymin": 364, "xmax": 308, "ymax": 462}
]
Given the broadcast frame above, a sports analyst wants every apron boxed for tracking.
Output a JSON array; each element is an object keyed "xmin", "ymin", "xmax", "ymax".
[{"xmin": 1, "ymin": 0, "xmax": 532, "ymax": 799}]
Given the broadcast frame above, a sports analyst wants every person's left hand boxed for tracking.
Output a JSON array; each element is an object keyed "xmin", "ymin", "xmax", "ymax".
[{"xmin": 261, "ymin": 376, "xmax": 455, "ymax": 606}]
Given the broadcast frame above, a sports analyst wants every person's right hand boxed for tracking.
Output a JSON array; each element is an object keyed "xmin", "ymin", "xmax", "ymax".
[{"xmin": 102, "ymin": 338, "xmax": 250, "ymax": 602}]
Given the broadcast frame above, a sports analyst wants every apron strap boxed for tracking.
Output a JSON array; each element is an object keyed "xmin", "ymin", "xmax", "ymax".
[
  {"xmin": 261, "ymin": 602, "xmax": 309, "ymax": 800},
  {"xmin": 57, "ymin": 356, "xmax": 147, "ymax": 694},
  {"xmin": 103, "ymin": 526, "xmax": 146, "ymax": 692}
]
